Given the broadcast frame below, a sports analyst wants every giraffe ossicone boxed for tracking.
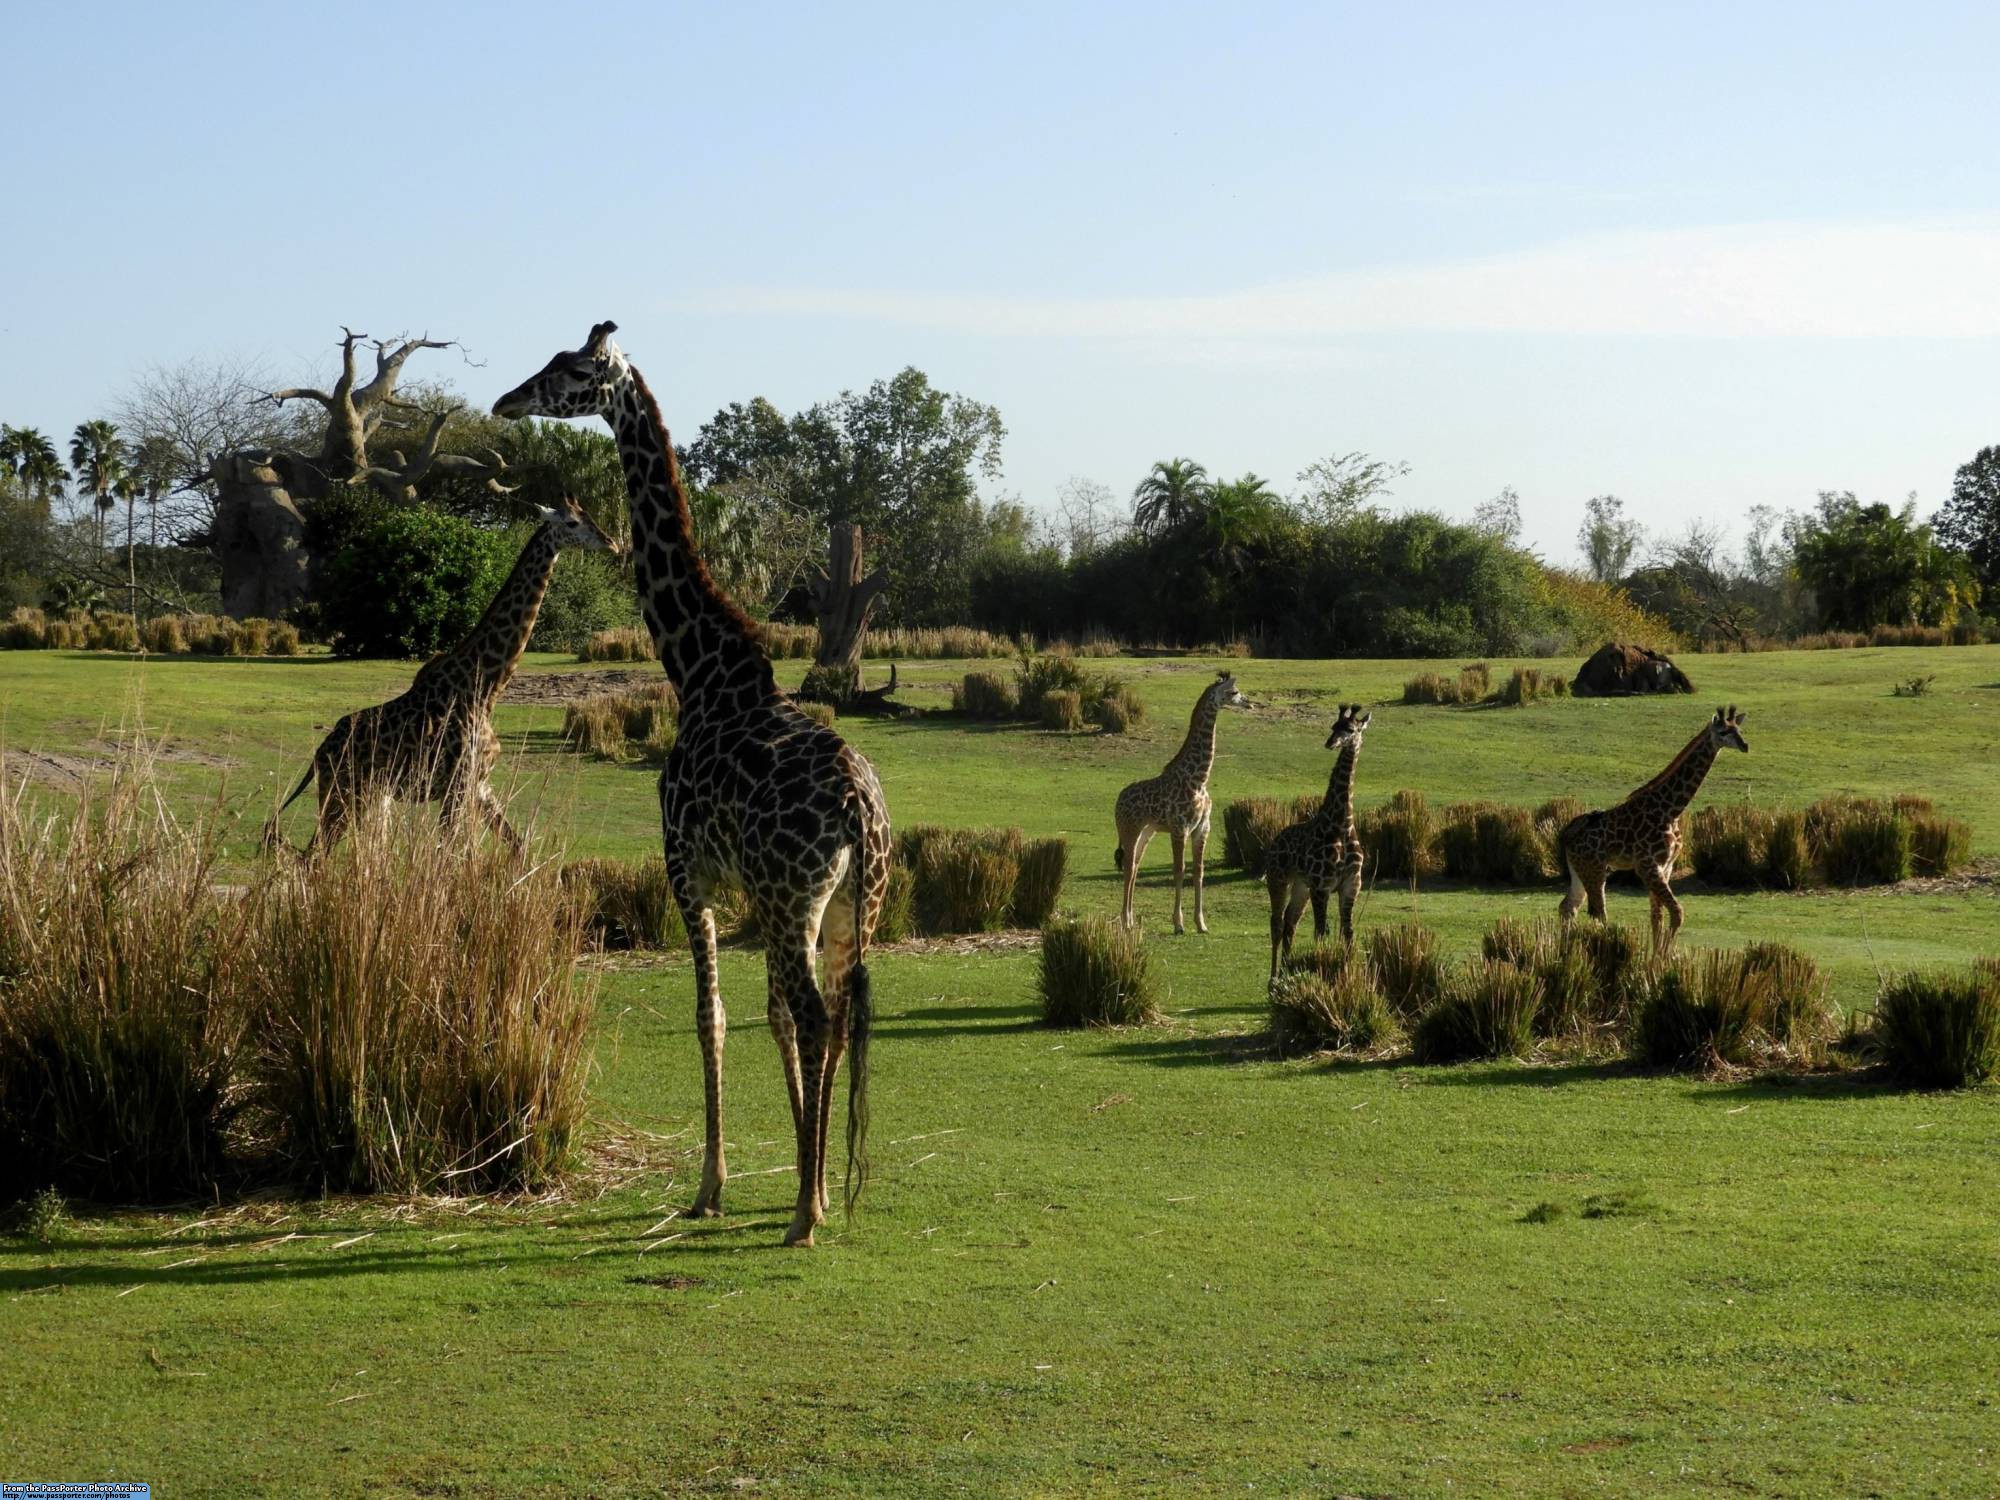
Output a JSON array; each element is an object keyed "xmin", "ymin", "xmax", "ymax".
[
  {"xmin": 492, "ymin": 322, "xmax": 892, "ymax": 1249},
  {"xmin": 1112, "ymin": 670, "xmax": 1254, "ymax": 934},
  {"xmin": 1557, "ymin": 703, "xmax": 1750, "ymax": 953},
  {"xmin": 1264, "ymin": 702, "xmax": 1372, "ymax": 979},
  {"xmin": 262, "ymin": 494, "xmax": 618, "ymax": 857}
]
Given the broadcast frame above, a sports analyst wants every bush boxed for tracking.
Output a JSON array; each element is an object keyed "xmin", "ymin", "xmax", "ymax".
[
  {"xmin": 761, "ymin": 622, "xmax": 818, "ymax": 659},
  {"xmin": 954, "ymin": 671, "xmax": 1017, "ymax": 719},
  {"xmin": 319, "ymin": 505, "xmax": 517, "ymax": 659},
  {"xmin": 899, "ymin": 826, "xmax": 1024, "ymax": 934},
  {"xmin": 561, "ymin": 683, "xmax": 677, "ymax": 763},
  {"xmin": 1689, "ymin": 804, "xmax": 1773, "ymax": 888},
  {"xmin": 1402, "ymin": 672, "xmax": 1460, "ymax": 706},
  {"xmin": 560, "ymin": 857, "xmax": 687, "ymax": 951},
  {"xmin": 1534, "ymin": 942, "xmax": 1602, "ymax": 1043},
  {"xmin": 1015, "ymin": 650, "xmax": 1093, "ymax": 718},
  {"xmin": 0, "ymin": 606, "xmax": 47, "ymax": 649},
  {"xmin": 1366, "ymin": 922, "xmax": 1444, "ymax": 1020},
  {"xmin": 1359, "ymin": 789, "xmax": 1437, "ymax": 884},
  {"xmin": 1762, "ymin": 811, "xmax": 1811, "ymax": 889},
  {"xmin": 1222, "ymin": 797, "xmax": 1294, "ymax": 875},
  {"xmin": 1892, "ymin": 674, "xmax": 1937, "ymax": 698},
  {"xmin": 1630, "ymin": 950, "xmax": 1773, "ymax": 1071},
  {"xmin": 1739, "ymin": 942, "xmax": 1836, "ymax": 1063},
  {"xmin": 1565, "ymin": 918, "xmax": 1642, "ymax": 1024},
  {"xmin": 1873, "ymin": 967, "xmax": 2000, "ymax": 1087},
  {"xmin": 1411, "ymin": 960, "xmax": 1541, "ymax": 1063},
  {"xmin": 1088, "ymin": 679, "xmax": 1146, "ymax": 734},
  {"xmin": 247, "ymin": 817, "xmax": 594, "ymax": 1194},
  {"xmin": 530, "ymin": 551, "xmax": 635, "ymax": 653},
  {"xmin": 1038, "ymin": 914, "xmax": 1161, "ymax": 1028},
  {"xmin": 1283, "ymin": 941, "xmax": 1356, "ymax": 987},
  {"xmin": 578, "ymin": 626, "xmax": 652, "ymax": 663},
  {"xmin": 1816, "ymin": 801, "xmax": 1912, "ymax": 886},
  {"xmin": 1269, "ymin": 966, "xmax": 1398, "ymax": 1057},
  {"xmin": 796, "ymin": 663, "xmax": 851, "ymax": 703},
  {"xmin": 1437, "ymin": 802, "xmax": 1552, "ymax": 884},
  {"xmin": 0, "ymin": 766, "xmax": 249, "ymax": 1203},
  {"xmin": 1011, "ymin": 839, "xmax": 1069, "ymax": 927},
  {"xmin": 873, "ymin": 862, "xmax": 916, "ymax": 945},
  {"xmin": 1909, "ymin": 815, "xmax": 1974, "ymax": 878},
  {"xmin": 1492, "ymin": 665, "xmax": 1569, "ymax": 706},
  {"xmin": 1039, "ymin": 689, "xmax": 1084, "ymax": 731}
]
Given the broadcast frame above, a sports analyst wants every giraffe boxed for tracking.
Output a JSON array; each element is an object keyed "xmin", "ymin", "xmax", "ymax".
[
  {"xmin": 492, "ymin": 322, "xmax": 891, "ymax": 1249},
  {"xmin": 1113, "ymin": 671, "xmax": 1254, "ymax": 933},
  {"xmin": 262, "ymin": 495, "xmax": 618, "ymax": 856},
  {"xmin": 1263, "ymin": 704, "xmax": 1371, "ymax": 979},
  {"xmin": 1557, "ymin": 704, "xmax": 1750, "ymax": 952}
]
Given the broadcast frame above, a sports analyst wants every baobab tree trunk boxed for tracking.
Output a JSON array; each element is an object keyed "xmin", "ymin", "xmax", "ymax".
[{"xmin": 805, "ymin": 523, "xmax": 898, "ymax": 712}]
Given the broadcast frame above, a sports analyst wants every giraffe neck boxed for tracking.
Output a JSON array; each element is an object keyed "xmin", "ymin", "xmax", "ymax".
[
  {"xmin": 605, "ymin": 362, "xmax": 773, "ymax": 701},
  {"xmin": 1313, "ymin": 740, "xmax": 1362, "ymax": 835},
  {"xmin": 1631, "ymin": 729, "xmax": 1720, "ymax": 822},
  {"xmin": 1166, "ymin": 690, "xmax": 1223, "ymax": 785},
  {"xmin": 442, "ymin": 520, "xmax": 562, "ymax": 707}
]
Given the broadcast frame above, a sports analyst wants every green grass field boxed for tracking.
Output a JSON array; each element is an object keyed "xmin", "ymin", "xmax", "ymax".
[{"xmin": 3, "ymin": 644, "xmax": 1998, "ymax": 1496}]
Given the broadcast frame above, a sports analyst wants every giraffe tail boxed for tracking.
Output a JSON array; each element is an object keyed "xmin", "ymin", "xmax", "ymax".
[
  {"xmin": 260, "ymin": 762, "xmax": 317, "ymax": 855},
  {"xmin": 843, "ymin": 802, "xmax": 873, "ymax": 1221},
  {"xmin": 1114, "ymin": 844, "xmax": 1128, "ymax": 872}
]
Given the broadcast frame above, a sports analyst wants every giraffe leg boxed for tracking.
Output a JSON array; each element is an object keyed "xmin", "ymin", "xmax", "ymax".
[
  {"xmin": 1122, "ymin": 828, "xmax": 1153, "ymax": 929},
  {"xmin": 473, "ymin": 782, "xmax": 523, "ymax": 854},
  {"xmin": 1169, "ymin": 832, "xmax": 1187, "ymax": 936},
  {"xmin": 1266, "ymin": 872, "xmax": 1288, "ymax": 981},
  {"xmin": 1338, "ymin": 865, "xmax": 1361, "ymax": 948},
  {"xmin": 1279, "ymin": 880, "xmax": 1310, "ymax": 971},
  {"xmin": 765, "ymin": 965, "xmax": 806, "ymax": 1143},
  {"xmin": 1585, "ymin": 867, "xmax": 1609, "ymax": 922},
  {"xmin": 306, "ymin": 772, "xmax": 351, "ymax": 860},
  {"xmin": 1189, "ymin": 820, "xmax": 1210, "ymax": 934},
  {"xmin": 1310, "ymin": 887, "xmax": 1330, "ymax": 942},
  {"xmin": 769, "ymin": 938, "xmax": 831, "ymax": 1248},
  {"xmin": 681, "ymin": 898, "xmax": 729, "ymax": 1218},
  {"xmin": 1643, "ymin": 867, "xmax": 1683, "ymax": 954},
  {"xmin": 816, "ymin": 879, "xmax": 864, "ymax": 1224}
]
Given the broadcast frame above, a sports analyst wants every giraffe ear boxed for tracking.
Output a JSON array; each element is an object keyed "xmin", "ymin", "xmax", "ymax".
[
  {"xmin": 1734, "ymin": 709, "xmax": 1748, "ymax": 724},
  {"xmin": 583, "ymin": 320, "xmax": 619, "ymax": 356}
]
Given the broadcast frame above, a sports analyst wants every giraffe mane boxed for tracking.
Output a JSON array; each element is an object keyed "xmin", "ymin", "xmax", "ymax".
[
  {"xmin": 1630, "ymin": 721, "xmax": 1713, "ymax": 798},
  {"xmin": 625, "ymin": 362, "xmax": 774, "ymax": 667}
]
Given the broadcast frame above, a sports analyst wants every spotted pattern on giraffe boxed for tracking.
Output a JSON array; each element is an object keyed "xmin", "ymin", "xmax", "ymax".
[{"xmin": 1264, "ymin": 704, "xmax": 1371, "ymax": 978}]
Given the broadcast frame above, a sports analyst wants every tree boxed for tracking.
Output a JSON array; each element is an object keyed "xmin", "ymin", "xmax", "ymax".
[
  {"xmin": 0, "ymin": 425, "xmax": 68, "ymax": 510},
  {"xmin": 128, "ymin": 434, "xmax": 182, "ymax": 551},
  {"xmin": 1625, "ymin": 522, "xmax": 1761, "ymax": 646},
  {"xmin": 69, "ymin": 420, "xmax": 126, "ymax": 551},
  {"xmin": 1293, "ymin": 452, "xmax": 1408, "ymax": 526},
  {"xmin": 1788, "ymin": 492, "xmax": 1979, "ymax": 630},
  {"xmin": 1131, "ymin": 458, "xmax": 1211, "ymax": 536},
  {"xmin": 112, "ymin": 354, "xmax": 282, "ymax": 544},
  {"xmin": 1473, "ymin": 486, "xmax": 1523, "ymax": 542},
  {"xmin": 1934, "ymin": 444, "xmax": 2000, "ymax": 594},
  {"xmin": 1052, "ymin": 476, "xmax": 1118, "ymax": 558},
  {"xmin": 1578, "ymin": 495, "xmax": 1643, "ymax": 582}
]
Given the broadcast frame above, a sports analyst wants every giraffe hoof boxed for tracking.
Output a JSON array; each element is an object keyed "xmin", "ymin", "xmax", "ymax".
[
  {"xmin": 684, "ymin": 1195, "xmax": 724, "ymax": 1219},
  {"xmin": 783, "ymin": 1218, "xmax": 817, "ymax": 1248}
]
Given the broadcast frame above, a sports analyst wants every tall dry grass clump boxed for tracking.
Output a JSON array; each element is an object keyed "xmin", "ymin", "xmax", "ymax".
[
  {"xmin": 1908, "ymin": 814, "xmax": 1973, "ymax": 878},
  {"xmin": 894, "ymin": 825, "xmax": 1065, "ymax": 934},
  {"xmin": 1359, "ymin": 789, "xmax": 1438, "ymax": 883},
  {"xmin": 1871, "ymin": 966, "xmax": 2000, "ymax": 1087},
  {"xmin": 246, "ymin": 818, "xmax": 595, "ymax": 1194},
  {"xmin": 560, "ymin": 856, "xmax": 688, "ymax": 951},
  {"xmin": 1739, "ymin": 941, "xmax": 1837, "ymax": 1063},
  {"xmin": 1492, "ymin": 665, "xmax": 1569, "ymax": 706},
  {"xmin": 577, "ymin": 626, "xmax": 652, "ymax": 662},
  {"xmin": 953, "ymin": 671, "xmax": 1017, "ymax": 719},
  {"xmin": 1629, "ymin": 949, "xmax": 1774, "ymax": 1071},
  {"xmin": 1039, "ymin": 689, "xmax": 1084, "ymax": 732},
  {"xmin": 561, "ymin": 682, "xmax": 678, "ymax": 763},
  {"xmin": 1689, "ymin": 804, "xmax": 1774, "ymax": 887},
  {"xmin": 1012, "ymin": 838, "xmax": 1069, "ymax": 927},
  {"xmin": 0, "ymin": 764, "xmax": 250, "ymax": 1203},
  {"xmin": 1365, "ymin": 921, "xmax": 1445, "ymax": 1020},
  {"xmin": 1222, "ymin": 794, "xmax": 1321, "ymax": 875},
  {"xmin": 1269, "ymin": 963, "xmax": 1398, "ymax": 1057},
  {"xmin": 1038, "ymin": 914, "xmax": 1161, "ymax": 1028},
  {"xmin": 1437, "ymin": 802, "xmax": 1553, "ymax": 885},
  {"xmin": 1411, "ymin": 960, "xmax": 1541, "ymax": 1063}
]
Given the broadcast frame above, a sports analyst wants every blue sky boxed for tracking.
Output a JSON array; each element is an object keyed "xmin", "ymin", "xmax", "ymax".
[{"xmin": 3, "ymin": 1, "xmax": 1997, "ymax": 561}]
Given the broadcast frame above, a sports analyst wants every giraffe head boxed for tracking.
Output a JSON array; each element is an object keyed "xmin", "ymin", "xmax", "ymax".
[
  {"xmin": 1324, "ymin": 703, "xmax": 1372, "ymax": 749},
  {"xmin": 492, "ymin": 321, "xmax": 628, "ymax": 421},
  {"xmin": 538, "ymin": 494, "xmax": 621, "ymax": 555},
  {"xmin": 1210, "ymin": 671, "xmax": 1254, "ymax": 712},
  {"xmin": 1706, "ymin": 703, "xmax": 1750, "ymax": 753}
]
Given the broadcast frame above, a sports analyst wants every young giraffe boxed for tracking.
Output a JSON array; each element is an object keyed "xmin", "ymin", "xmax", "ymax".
[
  {"xmin": 1113, "ymin": 671, "xmax": 1254, "ymax": 933},
  {"xmin": 263, "ymin": 496, "xmax": 618, "ymax": 856},
  {"xmin": 1263, "ymin": 704, "xmax": 1371, "ymax": 979},
  {"xmin": 1557, "ymin": 704, "xmax": 1750, "ymax": 952},
  {"xmin": 493, "ymin": 322, "xmax": 891, "ymax": 1249}
]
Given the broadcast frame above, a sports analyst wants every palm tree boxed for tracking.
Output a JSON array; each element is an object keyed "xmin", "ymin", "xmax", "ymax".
[
  {"xmin": 130, "ymin": 434, "xmax": 183, "ymax": 550},
  {"xmin": 113, "ymin": 469, "xmax": 143, "ymax": 619},
  {"xmin": 1131, "ymin": 457, "xmax": 1211, "ymax": 537},
  {"xmin": 69, "ymin": 420, "xmax": 126, "ymax": 550},
  {"xmin": 1199, "ymin": 473, "xmax": 1286, "ymax": 576},
  {"xmin": 0, "ymin": 425, "xmax": 68, "ymax": 513}
]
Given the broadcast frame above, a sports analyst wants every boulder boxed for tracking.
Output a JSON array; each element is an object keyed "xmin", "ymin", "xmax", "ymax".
[{"xmin": 1570, "ymin": 641, "xmax": 1693, "ymax": 697}]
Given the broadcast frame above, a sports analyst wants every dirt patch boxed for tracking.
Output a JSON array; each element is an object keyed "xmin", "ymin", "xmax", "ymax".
[
  {"xmin": 1889, "ymin": 857, "xmax": 2000, "ymax": 896},
  {"xmin": 87, "ymin": 736, "xmax": 241, "ymax": 771},
  {"xmin": 1, "ymin": 750, "xmax": 117, "ymax": 788},
  {"xmin": 627, "ymin": 1273, "xmax": 706, "ymax": 1291},
  {"xmin": 502, "ymin": 668, "xmax": 661, "ymax": 707}
]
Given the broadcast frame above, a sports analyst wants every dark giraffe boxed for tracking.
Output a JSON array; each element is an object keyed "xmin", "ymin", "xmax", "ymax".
[{"xmin": 1263, "ymin": 705, "xmax": 1371, "ymax": 978}]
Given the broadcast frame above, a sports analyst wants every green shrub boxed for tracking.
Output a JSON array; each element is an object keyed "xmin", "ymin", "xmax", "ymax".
[
  {"xmin": 1437, "ymin": 803, "xmax": 1552, "ymax": 885},
  {"xmin": 1492, "ymin": 665, "xmax": 1568, "ymax": 706},
  {"xmin": 1015, "ymin": 650, "xmax": 1093, "ymax": 718},
  {"xmin": 1739, "ymin": 941, "xmax": 1836, "ymax": 1063},
  {"xmin": 319, "ymin": 504, "xmax": 517, "ymax": 658},
  {"xmin": 0, "ymin": 768, "xmax": 248, "ymax": 1203},
  {"xmin": 529, "ymin": 550, "xmax": 635, "ymax": 653},
  {"xmin": 1533, "ymin": 943, "xmax": 1601, "ymax": 1043},
  {"xmin": 1873, "ymin": 968, "xmax": 2000, "ymax": 1087},
  {"xmin": 1630, "ymin": 950, "xmax": 1772, "ymax": 1071},
  {"xmin": 1269, "ymin": 966, "xmax": 1398, "ymax": 1057},
  {"xmin": 1011, "ymin": 839, "xmax": 1069, "ymax": 927},
  {"xmin": 560, "ymin": 857, "xmax": 687, "ymax": 951},
  {"xmin": 1565, "ymin": 918, "xmax": 1642, "ymax": 1024},
  {"xmin": 1366, "ymin": 922, "xmax": 1444, "ymax": 1020},
  {"xmin": 1689, "ymin": 804, "xmax": 1773, "ymax": 888},
  {"xmin": 796, "ymin": 663, "xmax": 851, "ymax": 703},
  {"xmin": 1088, "ymin": 679, "xmax": 1146, "ymax": 733},
  {"xmin": 1762, "ymin": 811, "xmax": 1811, "ymax": 889},
  {"xmin": 901, "ymin": 827, "xmax": 1025, "ymax": 934},
  {"xmin": 1909, "ymin": 815, "xmax": 1973, "ymax": 878},
  {"xmin": 1411, "ymin": 961, "xmax": 1541, "ymax": 1063},
  {"xmin": 1817, "ymin": 802, "xmax": 1912, "ymax": 885},
  {"xmin": 1039, "ymin": 689, "xmax": 1084, "ymax": 731},
  {"xmin": 1482, "ymin": 914, "xmax": 1553, "ymax": 968},
  {"xmin": 873, "ymin": 862, "xmax": 916, "ymax": 945},
  {"xmin": 954, "ymin": 671, "xmax": 1017, "ymax": 719},
  {"xmin": 1038, "ymin": 914, "xmax": 1161, "ymax": 1028},
  {"xmin": 1222, "ymin": 797, "xmax": 1294, "ymax": 875},
  {"xmin": 1360, "ymin": 788, "xmax": 1437, "ymax": 883},
  {"xmin": 1284, "ymin": 941, "xmax": 1356, "ymax": 987}
]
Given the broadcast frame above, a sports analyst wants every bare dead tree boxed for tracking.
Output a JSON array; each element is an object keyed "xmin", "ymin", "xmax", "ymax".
[{"xmin": 805, "ymin": 523, "xmax": 899, "ymax": 712}]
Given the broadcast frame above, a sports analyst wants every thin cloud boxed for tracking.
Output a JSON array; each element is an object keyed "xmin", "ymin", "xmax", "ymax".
[{"xmin": 691, "ymin": 221, "xmax": 2000, "ymax": 342}]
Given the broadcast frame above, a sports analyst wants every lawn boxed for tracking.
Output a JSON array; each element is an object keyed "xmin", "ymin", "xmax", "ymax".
[{"xmin": 3, "ymin": 644, "xmax": 1998, "ymax": 1496}]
